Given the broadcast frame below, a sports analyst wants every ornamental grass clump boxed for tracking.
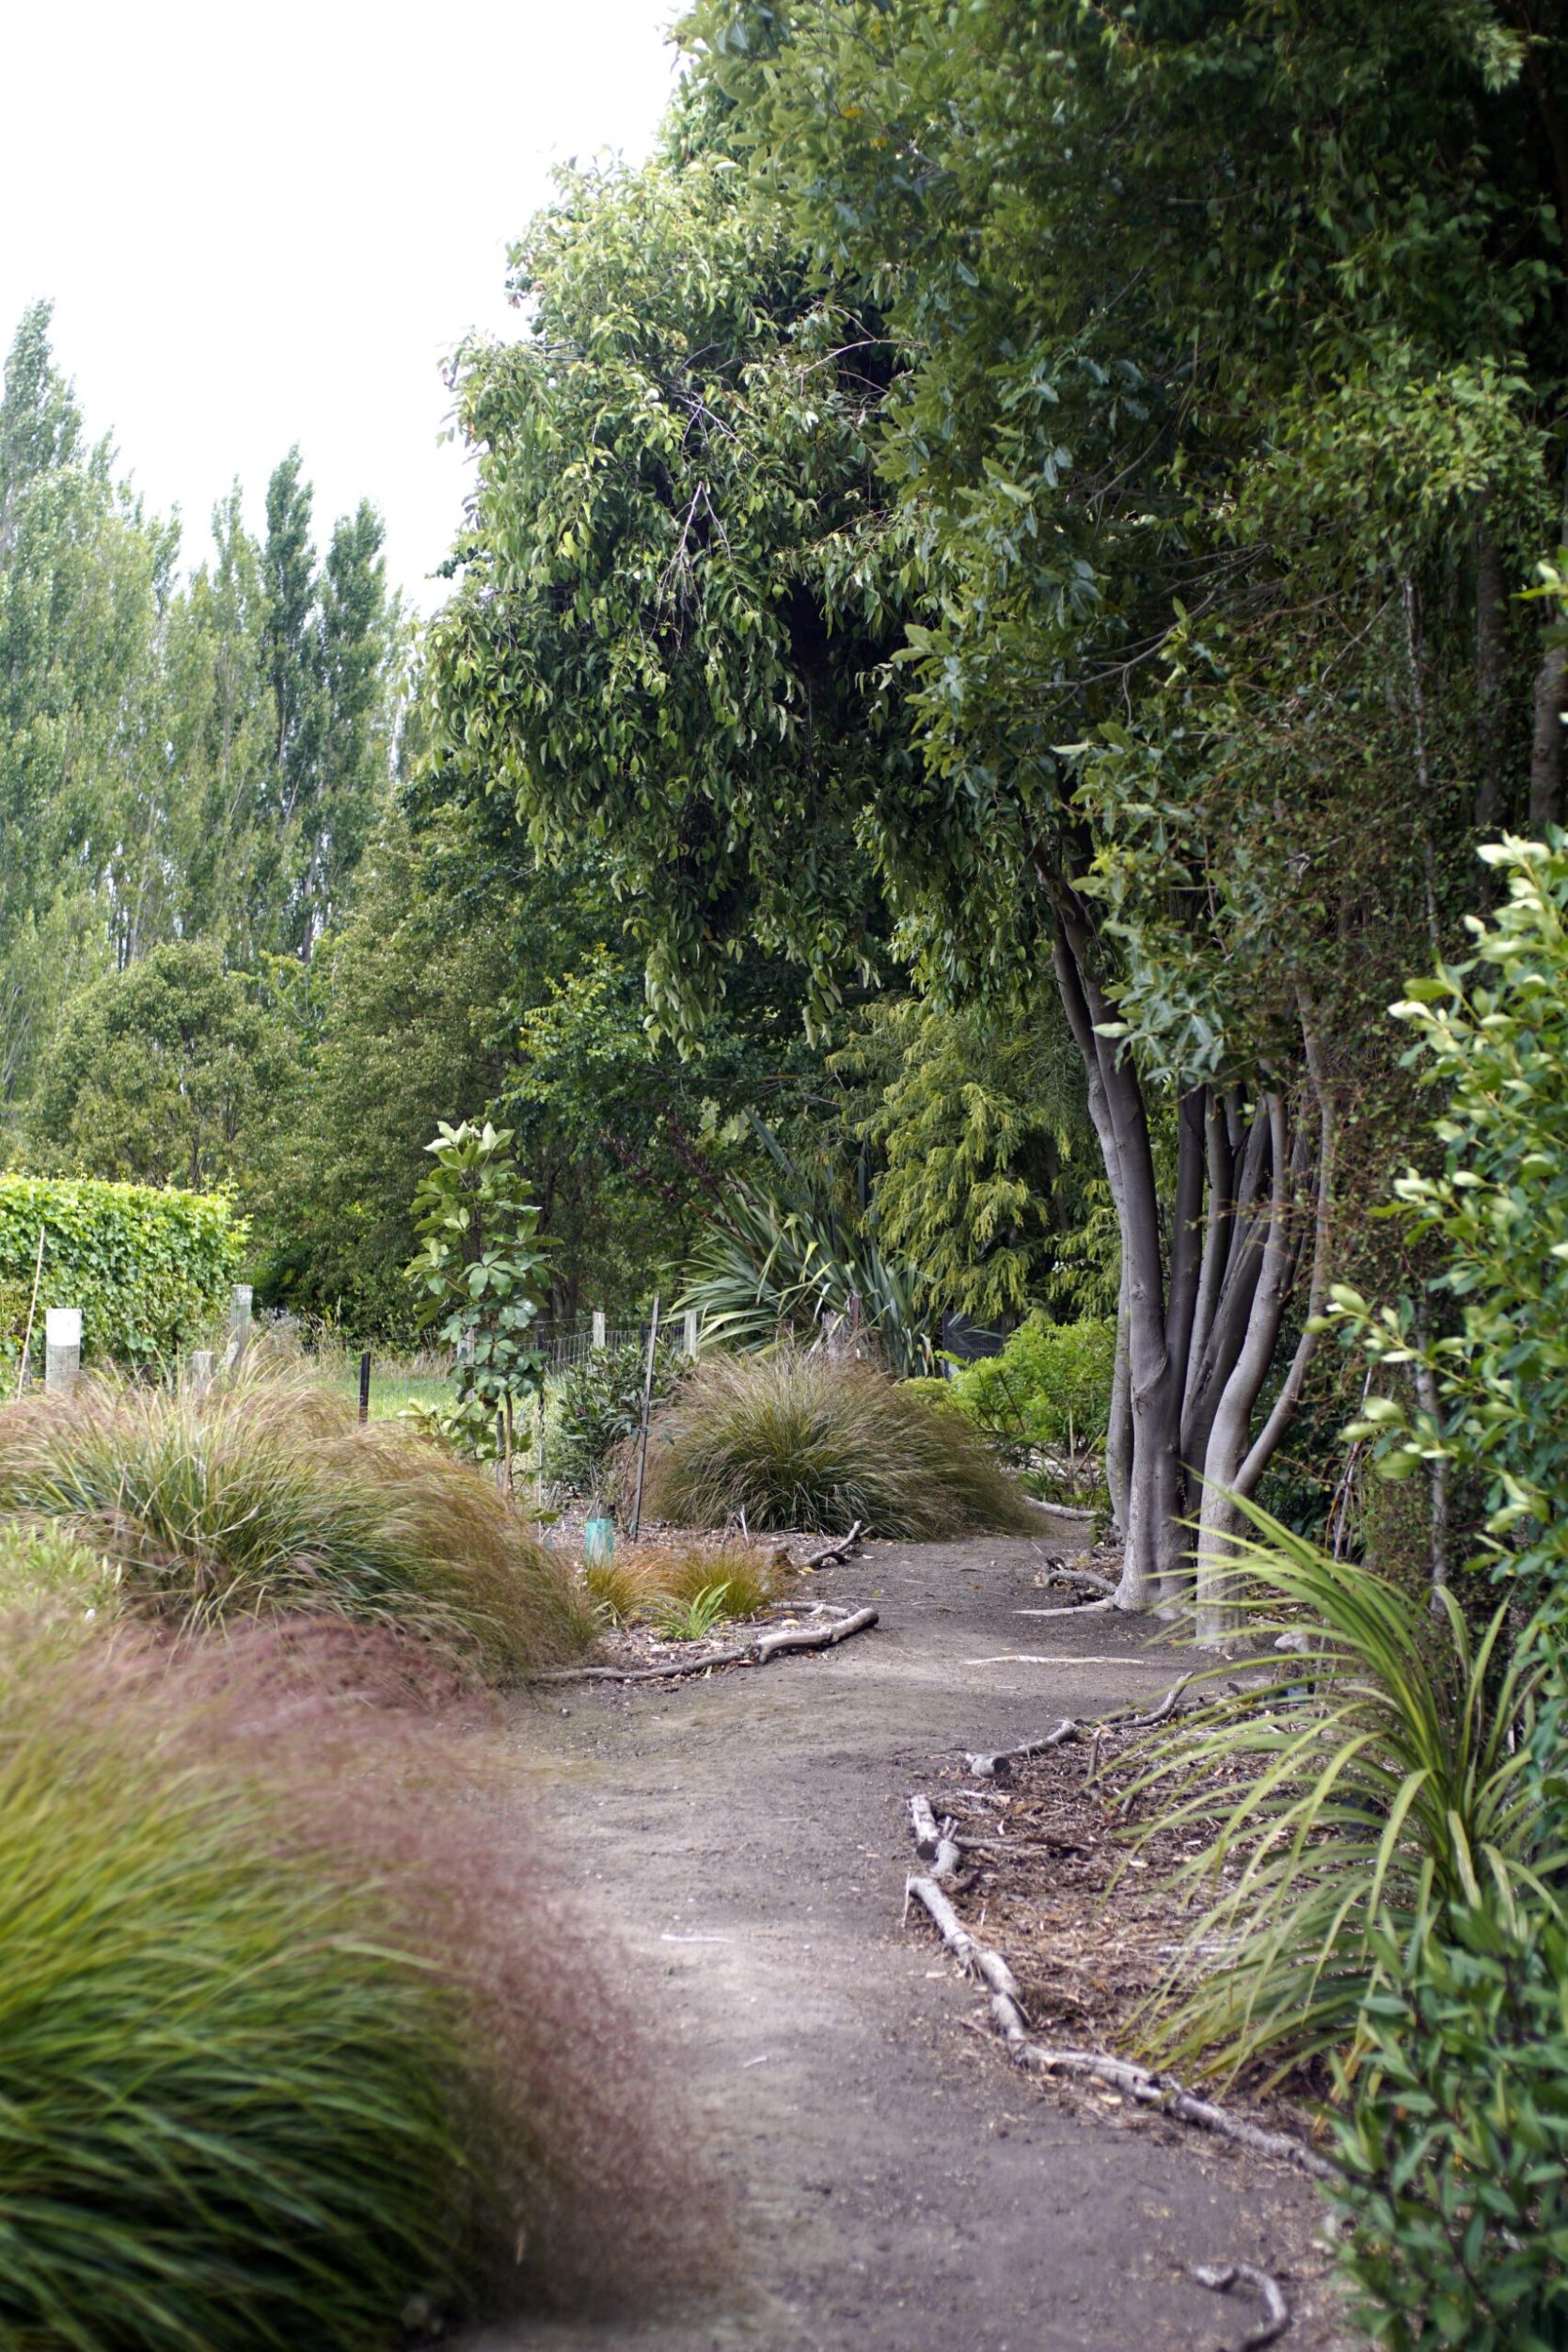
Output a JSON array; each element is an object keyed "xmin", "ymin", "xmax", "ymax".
[
  {"xmin": 0, "ymin": 1615, "xmax": 714, "ymax": 2351},
  {"xmin": 626, "ymin": 1349, "xmax": 1035, "ymax": 1536},
  {"xmin": 0, "ymin": 1371, "xmax": 588, "ymax": 1677}
]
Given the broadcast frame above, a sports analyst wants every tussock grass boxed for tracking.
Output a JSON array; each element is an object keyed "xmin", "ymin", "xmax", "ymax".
[
  {"xmin": 583, "ymin": 1537, "xmax": 782, "ymax": 1629},
  {"xmin": 0, "ymin": 1616, "xmax": 720, "ymax": 2349},
  {"xmin": 624, "ymin": 1349, "xmax": 1035, "ymax": 1537},
  {"xmin": 0, "ymin": 1372, "xmax": 589, "ymax": 1678}
]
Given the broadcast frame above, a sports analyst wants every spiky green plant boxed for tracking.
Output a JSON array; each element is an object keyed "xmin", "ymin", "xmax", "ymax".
[
  {"xmin": 1127, "ymin": 1503, "xmax": 1563, "ymax": 2090},
  {"xmin": 0, "ymin": 1372, "xmax": 589, "ymax": 1677},
  {"xmin": 678, "ymin": 1130, "xmax": 937, "ymax": 1376},
  {"xmin": 648, "ymin": 1581, "xmax": 734, "ymax": 1642},
  {"xmin": 626, "ymin": 1349, "xmax": 1036, "ymax": 1536}
]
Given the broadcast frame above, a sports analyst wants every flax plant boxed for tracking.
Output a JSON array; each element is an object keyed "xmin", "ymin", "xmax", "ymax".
[{"xmin": 1127, "ymin": 1503, "xmax": 1563, "ymax": 2090}]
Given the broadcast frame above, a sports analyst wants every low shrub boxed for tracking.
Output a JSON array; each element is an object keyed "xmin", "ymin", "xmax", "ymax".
[
  {"xmin": 942, "ymin": 1313, "xmax": 1117, "ymax": 1454},
  {"xmin": 626, "ymin": 1349, "xmax": 1036, "ymax": 1536},
  {"xmin": 0, "ymin": 1372, "xmax": 590, "ymax": 1677},
  {"xmin": 0, "ymin": 1616, "xmax": 713, "ymax": 2350},
  {"xmin": 0, "ymin": 1173, "xmax": 245, "ymax": 1371},
  {"xmin": 1330, "ymin": 1889, "xmax": 1568, "ymax": 2352},
  {"xmin": 546, "ymin": 1339, "xmax": 684, "ymax": 1502},
  {"xmin": 1128, "ymin": 1506, "xmax": 1560, "ymax": 2089}
]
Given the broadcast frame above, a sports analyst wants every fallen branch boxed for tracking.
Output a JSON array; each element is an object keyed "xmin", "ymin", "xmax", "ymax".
[
  {"xmin": 964, "ymin": 1717, "xmax": 1081, "ymax": 1778},
  {"xmin": 793, "ymin": 1521, "xmax": 865, "ymax": 1570},
  {"xmin": 908, "ymin": 1794, "xmax": 963, "ymax": 1885},
  {"xmin": 1011, "ymin": 1597, "xmax": 1118, "ymax": 1619},
  {"xmin": 537, "ymin": 1605, "xmax": 879, "ymax": 1684},
  {"xmin": 1190, "ymin": 2261, "xmax": 1291, "ymax": 2350},
  {"xmin": 904, "ymin": 1872, "xmax": 1334, "ymax": 2183},
  {"xmin": 963, "ymin": 1679, "xmax": 1190, "ymax": 1780}
]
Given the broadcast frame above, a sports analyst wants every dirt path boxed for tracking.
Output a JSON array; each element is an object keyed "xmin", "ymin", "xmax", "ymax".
[{"xmin": 467, "ymin": 1527, "xmax": 1348, "ymax": 2352}]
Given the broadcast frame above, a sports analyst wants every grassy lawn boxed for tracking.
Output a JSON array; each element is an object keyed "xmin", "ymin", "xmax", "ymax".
[{"xmin": 320, "ymin": 1365, "xmax": 451, "ymax": 1421}]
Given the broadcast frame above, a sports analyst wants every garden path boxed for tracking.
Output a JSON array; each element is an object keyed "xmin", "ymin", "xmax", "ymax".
[{"xmin": 467, "ymin": 1526, "xmax": 1347, "ymax": 2352}]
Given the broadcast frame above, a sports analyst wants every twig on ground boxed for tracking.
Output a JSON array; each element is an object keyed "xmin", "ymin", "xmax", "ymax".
[
  {"xmin": 962, "ymin": 1678, "xmax": 1189, "ymax": 1774},
  {"xmin": 903, "ymin": 1872, "xmax": 1335, "ymax": 2184},
  {"xmin": 1190, "ymin": 2261, "xmax": 1291, "ymax": 2349},
  {"xmin": 793, "ymin": 1521, "xmax": 865, "ymax": 1570},
  {"xmin": 1012, "ymin": 1597, "xmax": 1119, "ymax": 1619},
  {"xmin": 537, "ymin": 1605, "xmax": 879, "ymax": 1684}
]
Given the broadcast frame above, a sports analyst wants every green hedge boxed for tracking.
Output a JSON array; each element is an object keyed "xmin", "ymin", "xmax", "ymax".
[{"xmin": 0, "ymin": 1177, "xmax": 245, "ymax": 1370}]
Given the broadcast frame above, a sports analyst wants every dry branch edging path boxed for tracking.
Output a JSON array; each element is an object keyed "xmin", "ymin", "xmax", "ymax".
[{"xmin": 469, "ymin": 1528, "xmax": 1350, "ymax": 2352}]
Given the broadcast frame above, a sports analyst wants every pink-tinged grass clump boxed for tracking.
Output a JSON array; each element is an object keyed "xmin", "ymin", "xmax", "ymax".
[{"xmin": 0, "ymin": 1613, "xmax": 721, "ymax": 2350}]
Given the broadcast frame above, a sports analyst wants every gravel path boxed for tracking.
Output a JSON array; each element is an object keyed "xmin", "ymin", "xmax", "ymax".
[{"xmin": 465, "ymin": 1524, "xmax": 1349, "ymax": 2352}]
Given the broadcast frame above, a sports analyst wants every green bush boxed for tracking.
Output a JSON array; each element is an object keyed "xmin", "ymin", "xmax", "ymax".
[
  {"xmin": 629, "ymin": 1348, "xmax": 1037, "ymax": 1536},
  {"xmin": 942, "ymin": 1314, "xmax": 1116, "ymax": 1454},
  {"xmin": 1331, "ymin": 1892, "xmax": 1568, "ymax": 2352},
  {"xmin": 0, "ymin": 1617, "xmax": 701, "ymax": 2349},
  {"xmin": 0, "ymin": 1173, "xmax": 245, "ymax": 1371},
  {"xmin": 0, "ymin": 1372, "xmax": 589, "ymax": 1677},
  {"xmin": 546, "ymin": 1339, "xmax": 684, "ymax": 1502}
]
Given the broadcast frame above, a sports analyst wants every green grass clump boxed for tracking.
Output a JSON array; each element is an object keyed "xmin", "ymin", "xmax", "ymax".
[
  {"xmin": 0, "ymin": 1517, "xmax": 119, "ymax": 1624},
  {"xmin": 0, "ymin": 1372, "xmax": 588, "ymax": 1678},
  {"xmin": 581, "ymin": 1537, "xmax": 782, "ymax": 1629},
  {"xmin": 0, "ymin": 1619, "xmax": 706, "ymax": 2349},
  {"xmin": 626, "ymin": 1350, "xmax": 1036, "ymax": 1536}
]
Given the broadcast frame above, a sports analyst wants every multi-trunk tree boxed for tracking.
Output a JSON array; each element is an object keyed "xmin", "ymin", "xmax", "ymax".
[{"xmin": 428, "ymin": 3, "xmax": 1568, "ymax": 1624}]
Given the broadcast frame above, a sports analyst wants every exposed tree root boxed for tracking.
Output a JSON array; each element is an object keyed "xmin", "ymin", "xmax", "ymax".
[
  {"xmin": 1011, "ymin": 1597, "xmax": 1120, "ymax": 1619},
  {"xmin": 536, "ymin": 1604, "xmax": 879, "ymax": 1685},
  {"xmin": 903, "ymin": 1870, "xmax": 1335, "ymax": 2184},
  {"xmin": 1191, "ymin": 2260, "xmax": 1291, "ymax": 2349},
  {"xmin": 961, "ymin": 1679, "xmax": 1187, "ymax": 1778}
]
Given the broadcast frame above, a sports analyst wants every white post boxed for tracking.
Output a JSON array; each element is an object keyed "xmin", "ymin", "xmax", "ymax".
[
  {"xmin": 683, "ymin": 1307, "xmax": 700, "ymax": 1359},
  {"xmin": 44, "ymin": 1307, "xmax": 81, "ymax": 1394},
  {"xmin": 592, "ymin": 1309, "xmax": 607, "ymax": 1350},
  {"xmin": 225, "ymin": 1284, "xmax": 253, "ymax": 1373},
  {"xmin": 190, "ymin": 1349, "xmax": 216, "ymax": 1395}
]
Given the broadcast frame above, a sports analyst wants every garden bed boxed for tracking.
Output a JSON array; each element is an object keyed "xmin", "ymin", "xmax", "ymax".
[{"xmin": 911, "ymin": 1590, "xmax": 1334, "ymax": 2174}]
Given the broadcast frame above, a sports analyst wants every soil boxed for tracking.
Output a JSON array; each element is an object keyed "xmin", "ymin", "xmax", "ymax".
[{"xmin": 463, "ymin": 1522, "xmax": 1361, "ymax": 2352}]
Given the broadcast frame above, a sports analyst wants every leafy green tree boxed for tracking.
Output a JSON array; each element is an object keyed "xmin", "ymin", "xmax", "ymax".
[
  {"xmin": 424, "ymin": 150, "xmax": 911, "ymax": 1038},
  {"xmin": 404, "ymin": 1120, "xmax": 548, "ymax": 1470},
  {"xmin": 28, "ymin": 940, "xmax": 295, "ymax": 1193},
  {"xmin": 426, "ymin": 0, "xmax": 1566, "ymax": 1613}
]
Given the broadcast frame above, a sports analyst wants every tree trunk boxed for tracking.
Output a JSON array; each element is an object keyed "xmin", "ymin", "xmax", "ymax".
[
  {"xmin": 1530, "ymin": 631, "xmax": 1565, "ymax": 834},
  {"xmin": 1046, "ymin": 896, "xmax": 1331, "ymax": 1624},
  {"xmin": 1105, "ymin": 1257, "xmax": 1132, "ymax": 1540}
]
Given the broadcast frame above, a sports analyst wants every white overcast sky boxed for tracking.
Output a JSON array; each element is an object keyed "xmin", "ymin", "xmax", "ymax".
[{"xmin": 0, "ymin": 0, "xmax": 682, "ymax": 608}]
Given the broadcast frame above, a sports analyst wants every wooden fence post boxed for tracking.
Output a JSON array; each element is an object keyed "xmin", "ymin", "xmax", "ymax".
[
  {"xmin": 592, "ymin": 1309, "xmax": 606, "ymax": 1350},
  {"xmin": 358, "ymin": 1350, "xmax": 372, "ymax": 1423},
  {"xmin": 44, "ymin": 1307, "xmax": 81, "ymax": 1394}
]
